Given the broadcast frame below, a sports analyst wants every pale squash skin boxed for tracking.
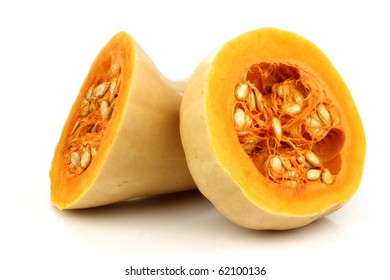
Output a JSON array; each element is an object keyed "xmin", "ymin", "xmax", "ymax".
[
  {"xmin": 180, "ymin": 28, "xmax": 365, "ymax": 230},
  {"xmin": 50, "ymin": 32, "xmax": 195, "ymax": 209}
]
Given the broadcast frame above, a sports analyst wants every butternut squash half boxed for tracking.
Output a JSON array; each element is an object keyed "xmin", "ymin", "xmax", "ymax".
[
  {"xmin": 180, "ymin": 27, "xmax": 365, "ymax": 230},
  {"xmin": 50, "ymin": 32, "xmax": 194, "ymax": 209}
]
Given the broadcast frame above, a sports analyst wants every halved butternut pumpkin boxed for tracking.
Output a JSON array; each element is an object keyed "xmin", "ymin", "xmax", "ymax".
[
  {"xmin": 50, "ymin": 32, "xmax": 194, "ymax": 209},
  {"xmin": 180, "ymin": 27, "xmax": 365, "ymax": 230}
]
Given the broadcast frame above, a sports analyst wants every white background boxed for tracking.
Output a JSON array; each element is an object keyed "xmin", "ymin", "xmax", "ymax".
[{"xmin": 2, "ymin": 0, "xmax": 389, "ymax": 279}]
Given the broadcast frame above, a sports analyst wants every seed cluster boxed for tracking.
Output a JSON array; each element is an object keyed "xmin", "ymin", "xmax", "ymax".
[
  {"xmin": 65, "ymin": 68, "xmax": 121, "ymax": 175},
  {"xmin": 233, "ymin": 63, "xmax": 338, "ymax": 188}
]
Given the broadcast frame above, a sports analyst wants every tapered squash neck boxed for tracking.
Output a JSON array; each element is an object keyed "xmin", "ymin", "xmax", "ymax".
[{"xmin": 50, "ymin": 32, "xmax": 194, "ymax": 209}]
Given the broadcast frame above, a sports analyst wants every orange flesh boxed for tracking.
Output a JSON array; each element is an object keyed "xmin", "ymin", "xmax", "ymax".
[{"xmin": 234, "ymin": 62, "xmax": 344, "ymax": 189}]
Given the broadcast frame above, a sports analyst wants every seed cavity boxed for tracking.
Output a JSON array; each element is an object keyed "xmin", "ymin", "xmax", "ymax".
[
  {"xmin": 233, "ymin": 62, "xmax": 341, "ymax": 188},
  {"xmin": 65, "ymin": 72, "xmax": 121, "ymax": 176}
]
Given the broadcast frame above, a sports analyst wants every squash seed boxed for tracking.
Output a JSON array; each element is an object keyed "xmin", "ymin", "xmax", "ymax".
[
  {"xmin": 70, "ymin": 152, "xmax": 81, "ymax": 168},
  {"xmin": 90, "ymin": 146, "xmax": 97, "ymax": 157},
  {"xmin": 284, "ymin": 170, "xmax": 298, "ymax": 180},
  {"xmin": 297, "ymin": 155, "xmax": 305, "ymax": 165},
  {"xmin": 233, "ymin": 106, "xmax": 247, "ymax": 130},
  {"xmin": 254, "ymin": 91, "xmax": 264, "ymax": 112},
  {"xmin": 245, "ymin": 117, "xmax": 253, "ymax": 128},
  {"xmin": 94, "ymin": 82, "xmax": 110, "ymax": 97},
  {"xmin": 306, "ymin": 169, "xmax": 321, "ymax": 181},
  {"xmin": 110, "ymin": 78, "xmax": 117, "ymax": 94},
  {"xmin": 71, "ymin": 120, "xmax": 80, "ymax": 135},
  {"xmin": 321, "ymin": 168, "xmax": 333, "ymax": 185},
  {"xmin": 86, "ymin": 85, "xmax": 94, "ymax": 100},
  {"xmin": 306, "ymin": 115, "xmax": 322, "ymax": 130},
  {"xmin": 248, "ymin": 90, "xmax": 257, "ymax": 111},
  {"xmin": 271, "ymin": 117, "xmax": 282, "ymax": 141},
  {"xmin": 100, "ymin": 100, "xmax": 110, "ymax": 119},
  {"xmin": 305, "ymin": 151, "xmax": 321, "ymax": 167},
  {"xmin": 305, "ymin": 115, "xmax": 326, "ymax": 139},
  {"xmin": 293, "ymin": 94, "xmax": 303, "ymax": 104},
  {"xmin": 317, "ymin": 104, "xmax": 332, "ymax": 126},
  {"xmin": 109, "ymin": 78, "xmax": 117, "ymax": 100},
  {"xmin": 81, "ymin": 104, "xmax": 90, "ymax": 117},
  {"xmin": 276, "ymin": 84, "xmax": 284, "ymax": 98},
  {"xmin": 80, "ymin": 146, "xmax": 91, "ymax": 168},
  {"xmin": 116, "ymin": 75, "xmax": 121, "ymax": 93},
  {"xmin": 269, "ymin": 156, "xmax": 283, "ymax": 174},
  {"xmin": 284, "ymin": 103, "xmax": 302, "ymax": 115},
  {"xmin": 235, "ymin": 83, "xmax": 250, "ymax": 101}
]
